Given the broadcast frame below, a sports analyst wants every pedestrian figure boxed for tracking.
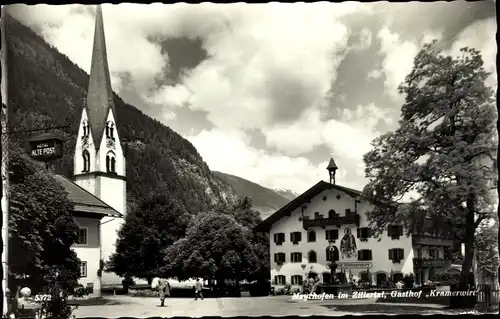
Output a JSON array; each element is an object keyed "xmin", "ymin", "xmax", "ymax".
[
  {"xmin": 195, "ymin": 278, "xmax": 204, "ymax": 300},
  {"xmin": 152, "ymin": 277, "xmax": 171, "ymax": 307}
]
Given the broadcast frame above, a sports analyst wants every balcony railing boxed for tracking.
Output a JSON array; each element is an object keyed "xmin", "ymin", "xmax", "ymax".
[
  {"xmin": 303, "ymin": 211, "xmax": 360, "ymax": 229},
  {"xmin": 412, "ymin": 235, "xmax": 454, "ymax": 247},
  {"xmin": 413, "ymin": 258, "xmax": 451, "ymax": 268}
]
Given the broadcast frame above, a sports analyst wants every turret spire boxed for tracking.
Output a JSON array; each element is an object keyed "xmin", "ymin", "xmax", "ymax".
[
  {"xmin": 86, "ymin": 4, "xmax": 115, "ymax": 150},
  {"xmin": 327, "ymin": 157, "xmax": 338, "ymax": 185}
]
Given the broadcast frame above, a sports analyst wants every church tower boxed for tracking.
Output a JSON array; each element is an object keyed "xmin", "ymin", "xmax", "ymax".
[{"xmin": 73, "ymin": 5, "xmax": 126, "ymax": 287}]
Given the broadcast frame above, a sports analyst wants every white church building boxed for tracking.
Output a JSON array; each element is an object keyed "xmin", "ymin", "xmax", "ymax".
[
  {"xmin": 255, "ymin": 158, "xmax": 455, "ymax": 291},
  {"xmin": 71, "ymin": 5, "xmax": 127, "ymax": 289}
]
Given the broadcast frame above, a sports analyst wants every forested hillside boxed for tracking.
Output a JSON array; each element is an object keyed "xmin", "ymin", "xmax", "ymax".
[
  {"xmin": 5, "ymin": 15, "xmax": 239, "ymax": 213},
  {"xmin": 213, "ymin": 171, "xmax": 291, "ymax": 219}
]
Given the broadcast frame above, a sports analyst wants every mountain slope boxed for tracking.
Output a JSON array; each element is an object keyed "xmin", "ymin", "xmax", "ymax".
[
  {"xmin": 274, "ymin": 188, "xmax": 299, "ymax": 201},
  {"xmin": 213, "ymin": 171, "xmax": 291, "ymax": 219},
  {"xmin": 5, "ymin": 15, "xmax": 238, "ymax": 213}
]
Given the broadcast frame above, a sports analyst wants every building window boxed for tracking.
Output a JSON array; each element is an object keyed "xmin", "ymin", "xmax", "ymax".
[
  {"xmin": 326, "ymin": 246, "xmax": 339, "ymax": 262},
  {"xmin": 274, "ymin": 275, "xmax": 286, "ymax": 285},
  {"xmin": 82, "ymin": 150, "xmax": 90, "ymax": 172},
  {"xmin": 106, "ymin": 121, "xmax": 115, "ymax": 140},
  {"xmin": 290, "ymin": 232, "xmax": 302, "ymax": 244},
  {"xmin": 429, "ymin": 248, "xmax": 437, "ymax": 259},
  {"xmin": 389, "ymin": 248, "xmax": 404, "ymax": 263},
  {"xmin": 307, "ymin": 230, "xmax": 316, "ymax": 242},
  {"xmin": 328, "ymin": 210, "xmax": 337, "ymax": 219},
  {"xmin": 357, "ymin": 249, "xmax": 373, "ymax": 261},
  {"xmin": 274, "ymin": 253, "xmax": 286, "ymax": 264},
  {"xmin": 76, "ymin": 228, "xmax": 88, "ymax": 245},
  {"xmin": 291, "ymin": 275, "xmax": 303, "ymax": 285},
  {"xmin": 80, "ymin": 261, "xmax": 87, "ymax": 278},
  {"xmin": 106, "ymin": 151, "xmax": 116, "ymax": 174},
  {"xmin": 325, "ymin": 229, "xmax": 339, "ymax": 241},
  {"xmin": 291, "ymin": 252, "xmax": 302, "ymax": 263},
  {"xmin": 308, "ymin": 250, "xmax": 317, "ymax": 263},
  {"xmin": 360, "ymin": 272, "xmax": 371, "ymax": 283},
  {"xmin": 82, "ymin": 120, "xmax": 89, "ymax": 137},
  {"xmin": 357, "ymin": 227, "xmax": 372, "ymax": 241},
  {"xmin": 273, "ymin": 233, "xmax": 285, "ymax": 245},
  {"xmin": 388, "ymin": 225, "xmax": 403, "ymax": 240},
  {"xmin": 416, "ymin": 248, "xmax": 422, "ymax": 258}
]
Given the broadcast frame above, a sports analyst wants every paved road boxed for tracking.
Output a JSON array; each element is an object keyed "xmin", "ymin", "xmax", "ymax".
[
  {"xmin": 72, "ymin": 295, "xmax": 453, "ymax": 318},
  {"xmin": 73, "ymin": 295, "xmax": 370, "ymax": 318}
]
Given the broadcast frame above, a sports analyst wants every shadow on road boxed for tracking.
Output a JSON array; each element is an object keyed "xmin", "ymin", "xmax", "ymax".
[{"xmin": 321, "ymin": 304, "xmax": 446, "ymax": 315}]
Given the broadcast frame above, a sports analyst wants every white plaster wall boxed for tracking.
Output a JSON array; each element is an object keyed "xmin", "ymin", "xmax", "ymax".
[
  {"xmin": 269, "ymin": 186, "xmax": 415, "ymax": 290},
  {"xmin": 72, "ymin": 217, "xmax": 102, "ymax": 297},
  {"xmin": 74, "ymin": 108, "xmax": 97, "ymax": 175},
  {"xmin": 97, "ymin": 110, "xmax": 126, "ymax": 176}
]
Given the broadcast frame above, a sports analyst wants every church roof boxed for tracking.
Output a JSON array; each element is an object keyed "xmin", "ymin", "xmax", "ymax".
[
  {"xmin": 54, "ymin": 174, "xmax": 122, "ymax": 218},
  {"xmin": 254, "ymin": 181, "xmax": 361, "ymax": 232},
  {"xmin": 85, "ymin": 5, "xmax": 116, "ymax": 150}
]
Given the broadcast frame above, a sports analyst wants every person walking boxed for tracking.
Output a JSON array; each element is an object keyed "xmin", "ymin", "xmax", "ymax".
[
  {"xmin": 153, "ymin": 277, "xmax": 171, "ymax": 307},
  {"xmin": 194, "ymin": 278, "xmax": 204, "ymax": 300}
]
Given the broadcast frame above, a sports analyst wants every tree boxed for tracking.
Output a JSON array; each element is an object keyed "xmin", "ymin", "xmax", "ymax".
[
  {"xmin": 476, "ymin": 221, "xmax": 499, "ymax": 283},
  {"xmin": 8, "ymin": 141, "xmax": 81, "ymax": 317},
  {"xmin": 161, "ymin": 212, "xmax": 259, "ymax": 287},
  {"xmin": 107, "ymin": 189, "xmax": 191, "ymax": 282},
  {"xmin": 219, "ymin": 197, "xmax": 270, "ymax": 282},
  {"xmin": 361, "ymin": 42, "xmax": 496, "ymax": 304}
]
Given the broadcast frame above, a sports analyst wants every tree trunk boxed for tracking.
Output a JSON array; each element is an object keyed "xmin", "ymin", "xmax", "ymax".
[{"xmin": 451, "ymin": 197, "xmax": 476, "ymax": 309}]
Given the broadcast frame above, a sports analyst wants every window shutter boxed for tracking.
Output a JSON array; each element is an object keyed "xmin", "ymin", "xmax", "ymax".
[
  {"xmin": 325, "ymin": 230, "xmax": 329, "ymax": 240},
  {"xmin": 400, "ymin": 249, "xmax": 404, "ymax": 260},
  {"xmin": 273, "ymin": 276, "xmax": 277, "ymax": 285},
  {"xmin": 388, "ymin": 226, "xmax": 393, "ymax": 236},
  {"xmin": 367, "ymin": 228, "xmax": 372, "ymax": 238},
  {"xmin": 368, "ymin": 250, "xmax": 373, "ymax": 261},
  {"xmin": 282, "ymin": 253, "xmax": 286, "ymax": 262},
  {"xmin": 333, "ymin": 229, "xmax": 338, "ymax": 239},
  {"xmin": 358, "ymin": 250, "xmax": 362, "ymax": 261},
  {"xmin": 274, "ymin": 253, "xmax": 277, "ymax": 262},
  {"xmin": 298, "ymin": 232, "xmax": 302, "ymax": 241},
  {"xmin": 290, "ymin": 233, "xmax": 294, "ymax": 242},
  {"xmin": 357, "ymin": 228, "xmax": 361, "ymax": 238},
  {"xmin": 274, "ymin": 234, "xmax": 277, "ymax": 242},
  {"xmin": 389, "ymin": 249, "xmax": 393, "ymax": 260}
]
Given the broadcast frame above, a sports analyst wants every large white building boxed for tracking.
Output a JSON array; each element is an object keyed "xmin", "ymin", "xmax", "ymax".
[
  {"xmin": 72, "ymin": 5, "xmax": 127, "ymax": 288},
  {"xmin": 255, "ymin": 158, "xmax": 455, "ymax": 291},
  {"xmin": 54, "ymin": 174, "xmax": 122, "ymax": 297}
]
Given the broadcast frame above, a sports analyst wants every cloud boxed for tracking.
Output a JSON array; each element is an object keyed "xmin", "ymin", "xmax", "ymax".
[
  {"xmin": 449, "ymin": 18, "xmax": 497, "ymax": 88},
  {"xmin": 367, "ymin": 69, "xmax": 383, "ymax": 80},
  {"xmin": 261, "ymin": 108, "xmax": 324, "ymax": 156},
  {"xmin": 352, "ymin": 28, "xmax": 373, "ymax": 51},
  {"xmin": 377, "ymin": 27, "xmax": 419, "ymax": 102},
  {"xmin": 187, "ymin": 129, "xmax": 330, "ymax": 194}
]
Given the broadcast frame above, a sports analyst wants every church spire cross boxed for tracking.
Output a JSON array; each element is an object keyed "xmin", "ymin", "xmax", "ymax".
[{"xmin": 85, "ymin": 4, "xmax": 116, "ymax": 150}]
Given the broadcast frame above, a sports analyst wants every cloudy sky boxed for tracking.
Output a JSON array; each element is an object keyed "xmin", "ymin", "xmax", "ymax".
[{"xmin": 9, "ymin": 1, "xmax": 497, "ymax": 194}]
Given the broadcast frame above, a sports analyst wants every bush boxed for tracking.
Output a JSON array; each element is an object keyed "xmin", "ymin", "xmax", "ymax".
[
  {"xmin": 433, "ymin": 271, "xmax": 460, "ymax": 284},
  {"xmin": 403, "ymin": 273, "xmax": 415, "ymax": 288}
]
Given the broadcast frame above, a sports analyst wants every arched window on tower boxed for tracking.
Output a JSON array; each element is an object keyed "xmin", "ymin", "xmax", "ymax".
[
  {"xmin": 106, "ymin": 151, "xmax": 116, "ymax": 174},
  {"xmin": 82, "ymin": 120, "xmax": 89, "ymax": 137},
  {"xmin": 82, "ymin": 150, "xmax": 90, "ymax": 172}
]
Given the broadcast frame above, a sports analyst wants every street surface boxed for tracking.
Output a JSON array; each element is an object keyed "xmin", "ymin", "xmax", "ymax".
[{"xmin": 72, "ymin": 295, "xmax": 450, "ymax": 318}]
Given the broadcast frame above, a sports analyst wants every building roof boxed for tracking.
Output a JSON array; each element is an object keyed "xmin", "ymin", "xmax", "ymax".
[
  {"xmin": 85, "ymin": 5, "xmax": 116, "ymax": 150},
  {"xmin": 254, "ymin": 180, "xmax": 362, "ymax": 232},
  {"xmin": 53, "ymin": 174, "xmax": 122, "ymax": 218}
]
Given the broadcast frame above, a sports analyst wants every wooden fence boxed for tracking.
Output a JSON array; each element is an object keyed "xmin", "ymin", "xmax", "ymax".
[{"xmin": 476, "ymin": 284, "xmax": 499, "ymax": 311}]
